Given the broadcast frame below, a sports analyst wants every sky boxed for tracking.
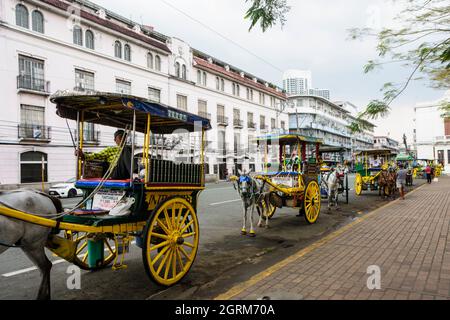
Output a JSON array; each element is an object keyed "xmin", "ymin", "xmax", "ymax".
[{"xmin": 92, "ymin": 0, "xmax": 447, "ymax": 144}]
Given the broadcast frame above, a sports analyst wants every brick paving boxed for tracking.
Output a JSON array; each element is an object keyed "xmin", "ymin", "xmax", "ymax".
[{"xmin": 220, "ymin": 176, "xmax": 450, "ymax": 300}]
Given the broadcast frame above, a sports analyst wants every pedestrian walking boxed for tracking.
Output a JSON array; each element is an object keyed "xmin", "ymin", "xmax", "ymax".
[
  {"xmin": 396, "ymin": 163, "xmax": 407, "ymax": 200},
  {"xmin": 425, "ymin": 164, "xmax": 432, "ymax": 184}
]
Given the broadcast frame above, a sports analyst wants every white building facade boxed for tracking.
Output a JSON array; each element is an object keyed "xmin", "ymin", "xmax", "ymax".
[
  {"xmin": 414, "ymin": 91, "xmax": 450, "ymax": 173},
  {"xmin": 373, "ymin": 136, "xmax": 400, "ymax": 153},
  {"xmin": 0, "ymin": 0, "xmax": 288, "ymax": 187},
  {"xmin": 286, "ymin": 95, "xmax": 374, "ymax": 162}
]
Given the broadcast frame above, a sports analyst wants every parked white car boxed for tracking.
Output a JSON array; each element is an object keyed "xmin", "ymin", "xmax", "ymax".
[{"xmin": 48, "ymin": 178, "xmax": 83, "ymax": 198}]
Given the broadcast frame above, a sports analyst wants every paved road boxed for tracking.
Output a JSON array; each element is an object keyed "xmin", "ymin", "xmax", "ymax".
[{"xmin": 0, "ymin": 175, "xmax": 426, "ymax": 299}]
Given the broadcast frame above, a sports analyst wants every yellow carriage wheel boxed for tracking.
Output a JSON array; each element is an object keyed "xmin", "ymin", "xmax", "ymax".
[
  {"xmin": 142, "ymin": 197, "xmax": 199, "ymax": 286},
  {"xmin": 65, "ymin": 231, "xmax": 117, "ymax": 270},
  {"xmin": 260, "ymin": 200, "xmax": 276, "ymax": 219},
  {"xmin": 355, "ymin": 173, "xmax": 363, "ymax": 196},
  {"xmin": 413, "ymin": 168, "xmax": 417, "ymax": 179},
  {"xmin": 303, "ymin": 180, "xmax": 321, "ymax": 224}
]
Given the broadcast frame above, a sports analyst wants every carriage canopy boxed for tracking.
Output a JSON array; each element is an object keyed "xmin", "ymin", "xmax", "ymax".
[
  {"xmin": 255, "ymin": 133, "xmax": 323, "ymax": 145},
  {"xmin": 50, "ymin": 92, "xmax": 212, "ymax": 134}
]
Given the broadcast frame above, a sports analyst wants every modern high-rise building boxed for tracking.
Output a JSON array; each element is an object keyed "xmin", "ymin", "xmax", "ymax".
[
  {"xmin": 282, "ymin": 69, "xmax": 330, "ymax": 100},
  {"xmin": 282, "ymin": 70, "xmax": 312, "ymax": 95}
]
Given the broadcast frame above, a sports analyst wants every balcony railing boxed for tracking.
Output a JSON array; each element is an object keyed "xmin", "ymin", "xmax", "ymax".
[
  {"xmin": 18, "ymin": 124, "xmax": 51, "ymax": 141},
  {"xmin": 217, "ymin": 115, "xmax": 229, "ymax": 126},
  {"xmin": 248, "ymin": 121, "xmax": 256, "ymax": 129},
  {"xmin": 435, "ymin": 135, "xmax": 450, "ymax": 143},
  {"xmin": 233, "ymin": 119, "xmax": 243, "ymax": 128},
  {"xmin": 198, "ymin": 111, "xmax": 211, "ymax": 120},
  {"xmin": 17, "ymin": 75, "xmax": 50, "ymax": 93}
]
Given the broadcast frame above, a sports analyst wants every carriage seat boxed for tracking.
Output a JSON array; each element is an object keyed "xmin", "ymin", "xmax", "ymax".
[{"xmin": 75, "ymin": 178, "xmax": 132, "ymax": 189}]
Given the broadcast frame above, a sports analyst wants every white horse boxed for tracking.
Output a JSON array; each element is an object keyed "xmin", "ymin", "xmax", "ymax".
[
  {"xmin": 321, "ymin": 169, "xmax": 340, "ymax": 211},
  {"xmin": 231, "ymin": 171, "xmax": 270, "ymax": 236},
  {"xmin": 0, "ymin": 189, "xmax": 62, "ymax": 300}
]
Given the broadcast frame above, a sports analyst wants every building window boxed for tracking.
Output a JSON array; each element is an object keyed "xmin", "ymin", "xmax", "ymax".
[
  {"xmin": 197, "ymin": 70, "xmax": 202, "ymax": 84},
  {"xmin": 155, "ymin": 55, "xmax": 161, "ymax": 71},
  {"xmin": 146, "ymin": 52, "xmax": 154, "ymax": 69},
  {"xmin": 232, "ymin": 83, "xmax": 236, "ymax": 95},
  {"xmin": 19, "ymin": 105, "xmax": 50, "ymax": 141},
  {"xmin": 202, "ymin": 72, "xmax": 207, "ymax": 86},
  {"xmin": 124, "ymin": 44, "xmax": 131, "ymax": 61},
  {"xmin": 18, "ymin": 55, "xmax": 45, "ymax": 92},
  {"xmin": 177, "ymin": 94, "xmax": 187, "ymax": 111},
  {"xmin": 182, "ymin": 65, "xmax": 187, "ymax": 80},
  {"xmin": 233, "ymin": 84, "xmax": 240, "ymax": 96},
  {"xmin": 271, "ymin": 118, "xmax": 276, "ymax": 130},
  {"xmin": 148, "ymin": 87, "xmax": 161, "ymax": 102},
  {"xmin": 259, "ymin": 92, "xmax": 266, "ymax": 105},
  {"xmin": 73, "ymin": 26, "xmax": 83, "ymax": 46},
  {"xmin": 260, "ymin": 115, "xmax": 266, "ymax": 130},
  {"xmin": 270, "ymin": 96, "xmax": 275, "ymax": 107},
  {"xmin": 114, "ymin": 41, "xmax": 122, "ymax": 58},
  {"xmin": 116, "ymin": 79, "xmax": 131, "ymax": 94},
  {"xmin": 221, "ymin": 79, "xmax": 225, "ymax": 92},
  {"xmin": 281, "ymin": 121, "xmax": 285, "ymax": 131},
  {"xmin": 15, "ymin": 4, "xmax": 29, "ymax": 28},
  {"xmin": 175, "ymin": 62, "xmax": 180, "ymax": 78},
  {"xmin": 198, "ymin": 100, "xmax": 207, "ymax": 118},
  {"xmin": 31, "ymin": 10, "xmax": 44, "ymax": 33},
  {"xmin": 20, "ymin": 151, "xmax": 47, "ymax": 183},
  {"xmin": 216, "ymin": 77, "xmax": 220, "ymax": 90},
  {"xmin": 83, "ymin": 123, "xmax": 98, "ymax": 142},
  {"xmin": 75, "ymin": 69, "xmax": 94, "ymax": 91},
  {"xmin": 85, "ymin": 30, "xmax": 94, "ymax": 49}
]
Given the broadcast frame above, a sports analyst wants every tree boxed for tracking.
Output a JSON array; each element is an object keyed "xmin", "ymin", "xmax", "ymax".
[
  {"xmin": 244, "ymin": 0, "xmax": 291, "ymax": 32},
  {"xmin": 347, "ymin": 0, "xmax": 450, "ymax": 131}
]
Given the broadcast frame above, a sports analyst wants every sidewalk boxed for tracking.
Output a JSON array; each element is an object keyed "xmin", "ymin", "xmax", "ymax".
[{"xmin": 216, "ymin": 176, "xmax": 450, "ymax": 300}]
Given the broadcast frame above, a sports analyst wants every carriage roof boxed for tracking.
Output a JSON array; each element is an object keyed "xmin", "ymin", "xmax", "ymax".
[
  {"xmin": 255, "ymin": 133, "xmax": 322, "ymax": 145},
  {"xmin": 355, "ymin": 148, "xmax": 397, "ymax": 156},
  {"xmin": 50, "ymin": 92, "xmax": 212, "ymax": 134}
]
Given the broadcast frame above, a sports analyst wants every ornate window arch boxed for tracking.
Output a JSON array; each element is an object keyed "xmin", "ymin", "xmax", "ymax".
[
  {"xmin": 114, "ymin": 41, "xmax": 122, "ymax": 58},
  {"xmin": 85, "ymin": 30, "xmax": 94, "ymax": 49},
  {"xmin": 31, "ymin": 10, "xmax": 44, "ymax": 33},
  {"xmin": 124, "ymin": 44, "xmax": 131, "ymax": 61},
  {"xmin": 15, "ymin": 4, "xmax": 29, "ymax": 28},
  {"xmin": 73, "ymin": 25, "xmax": 83, "ymax": 46},
  {"xmin": 147, "ymin": 52, "xmax": 154, "ymax": 69},
  {"xmin": 155, "ymin": 55, "xmax": 161, "ymax": 71}
]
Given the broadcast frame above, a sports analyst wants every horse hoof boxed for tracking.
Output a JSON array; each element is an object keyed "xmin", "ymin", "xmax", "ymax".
[
  {"xmin": 249, "ymin": 232, "xmax": 256, "ymax": 237},
  {"xmin": 241, "ymin": 229, "xmax": 247, "ymax": 235}
]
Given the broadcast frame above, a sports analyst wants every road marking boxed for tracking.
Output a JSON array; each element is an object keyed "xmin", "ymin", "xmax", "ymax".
[
  {"xmin": 209, "ymin": 199, "xmax": 241, "ymax": 206},
  {"xmin": 214, "ymin": 183, "xmax": 427, "ymax": 300},
  {"xmin": 2, "ymin": 259, "xmax": 67, "ymax": 277},
  {"xmin": 1, "ymin": 241, "xmax": 136, "ymax": 278}
]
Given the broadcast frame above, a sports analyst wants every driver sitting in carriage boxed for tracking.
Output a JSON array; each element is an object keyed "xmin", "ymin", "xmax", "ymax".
[{"xmin": 75, "ymin": 129, "xmax": 133, "ymax": 180}]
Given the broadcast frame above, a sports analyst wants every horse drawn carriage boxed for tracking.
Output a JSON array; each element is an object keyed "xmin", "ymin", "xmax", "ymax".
[
  {"xmin": 0, "ymin": 92, "xmax": 211, "ymax": 288},
  {"xmin": 354, "ymin": 149, "xmax": 397, "ymax": 196},
  {"xmin": 251, "ymin": 133, "xmax": 323, "ymax": 224},
  {"xmin": 317, "ymin": 146, "xmax": 348, "ymax": 201}
]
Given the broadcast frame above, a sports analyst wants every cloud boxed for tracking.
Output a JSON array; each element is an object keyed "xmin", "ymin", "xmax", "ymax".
[{"xmin": 92, "ymin": 0, "xmax": 446, "ymax": 141}]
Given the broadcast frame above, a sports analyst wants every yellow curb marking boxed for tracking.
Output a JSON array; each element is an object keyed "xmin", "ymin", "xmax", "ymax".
[{"xmin": 214, "ymin": 183, "xmax": 427, "ymax": 300}]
